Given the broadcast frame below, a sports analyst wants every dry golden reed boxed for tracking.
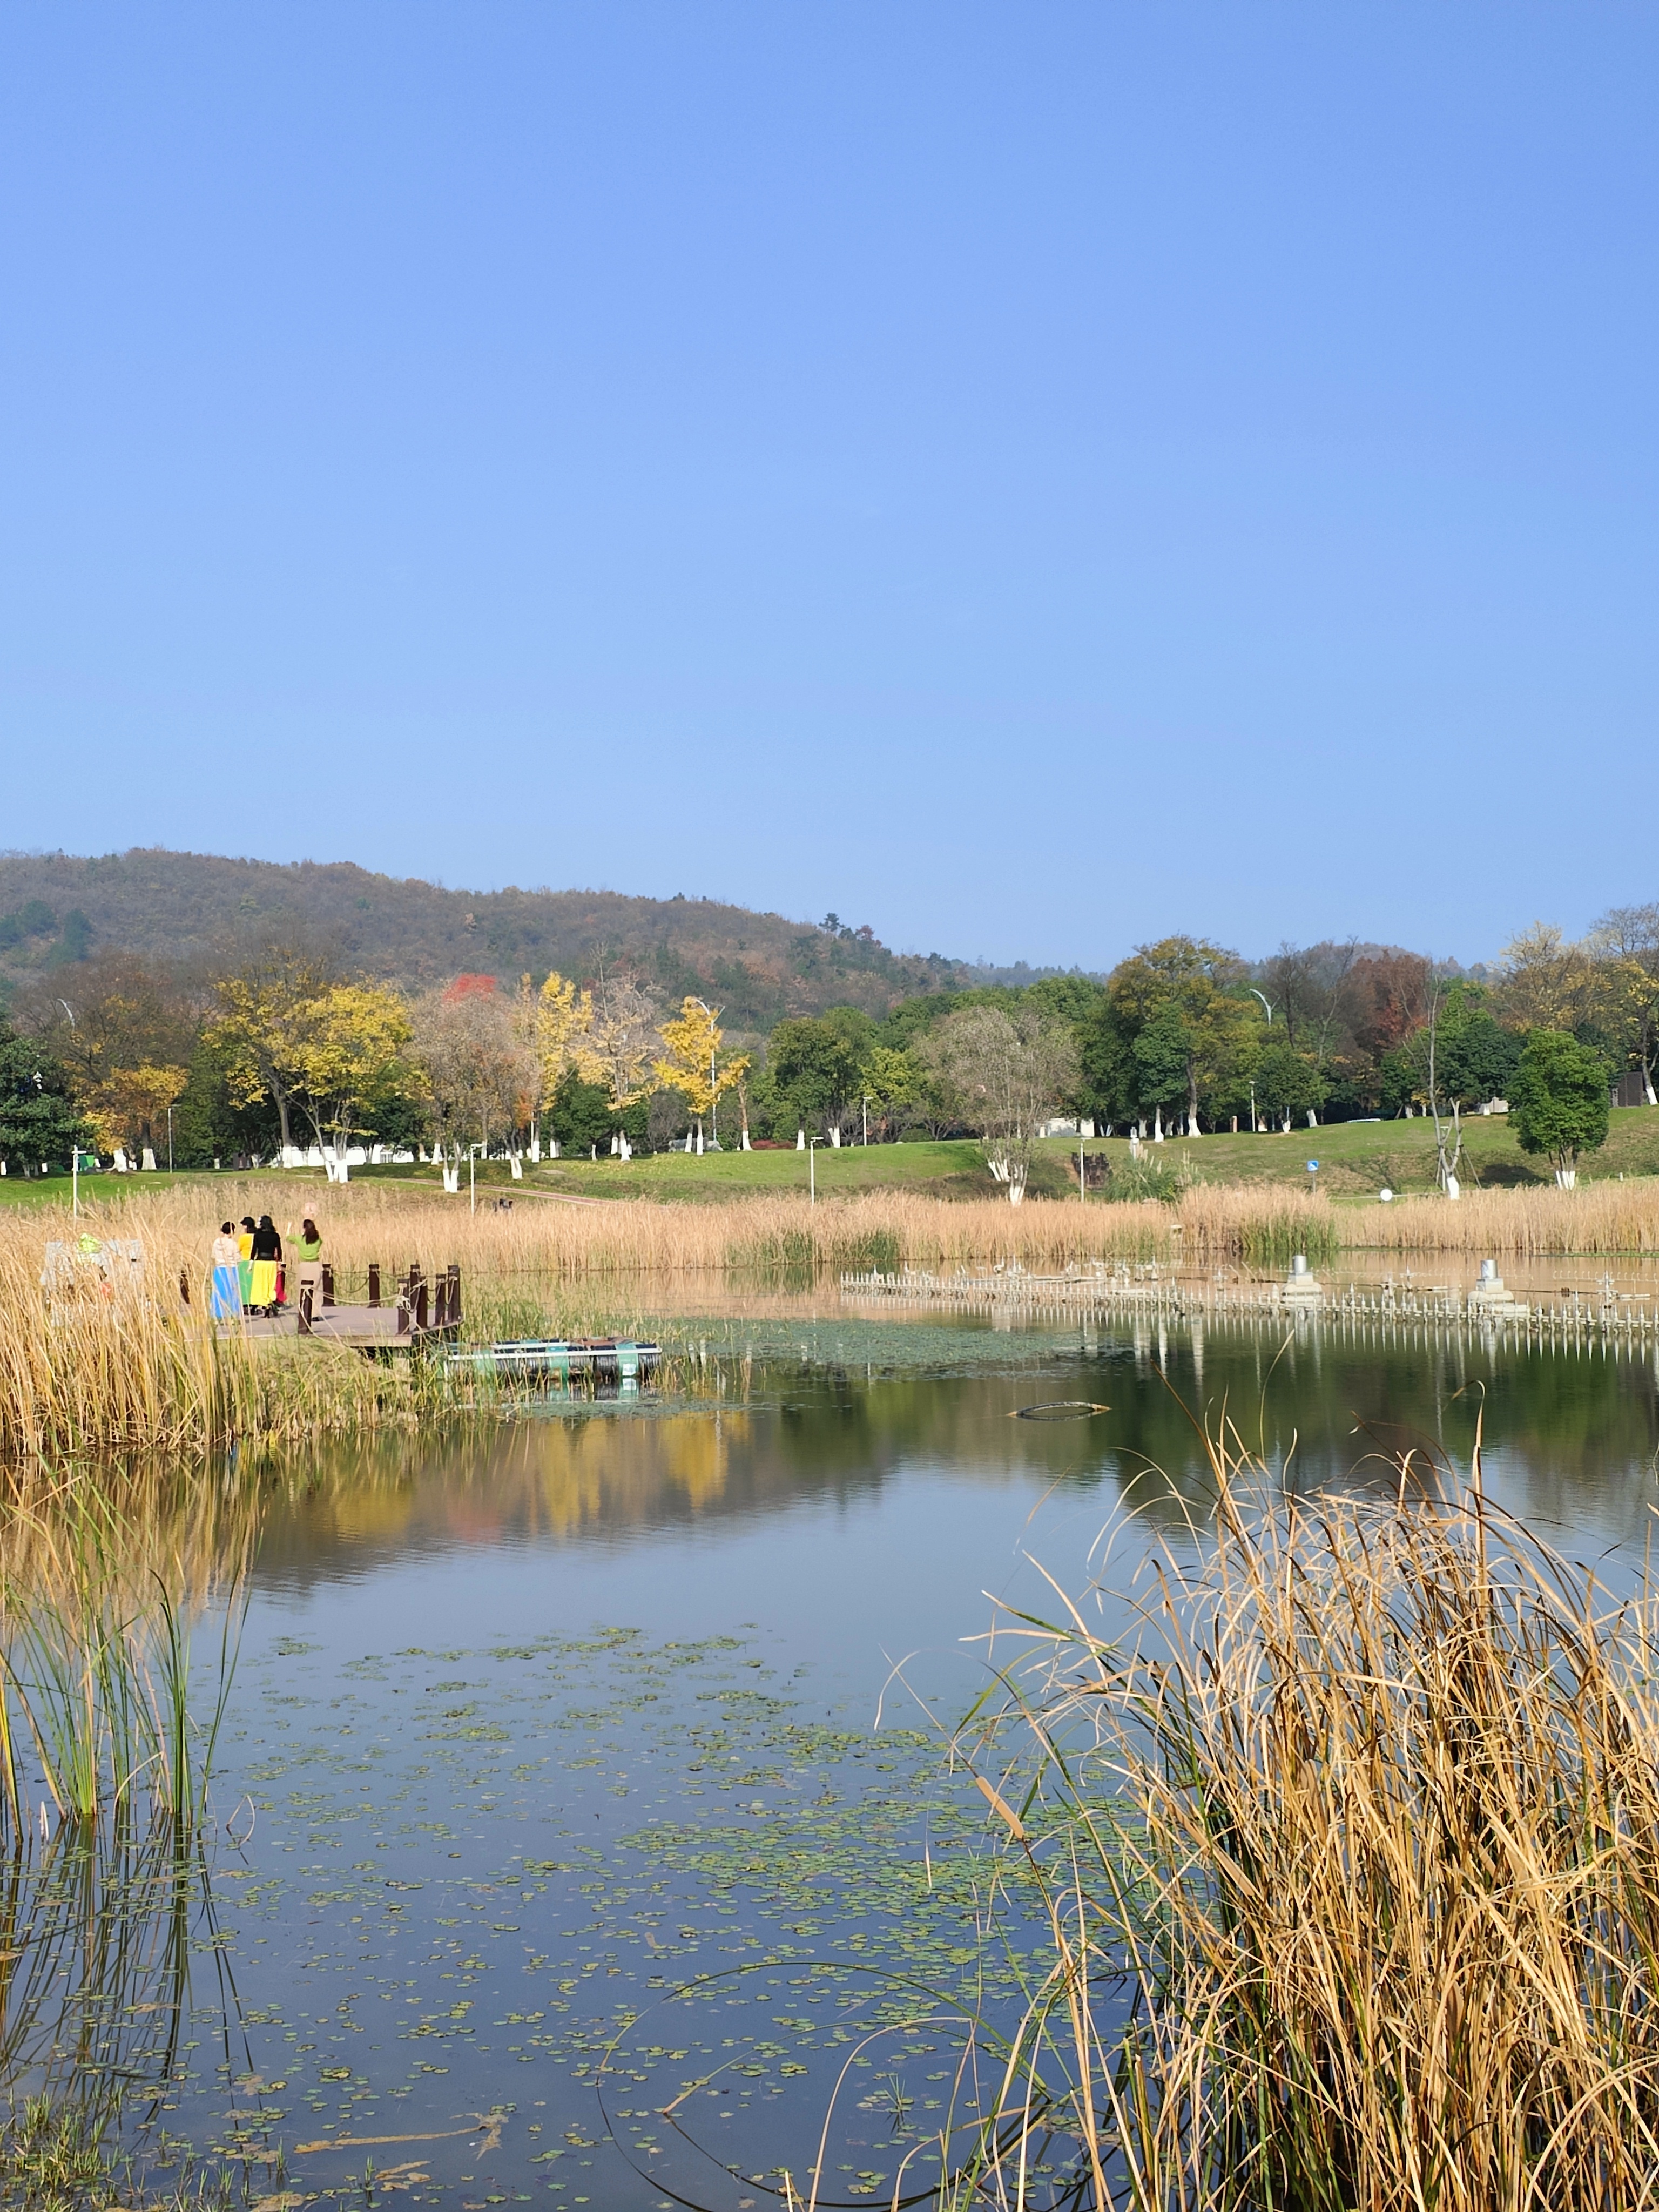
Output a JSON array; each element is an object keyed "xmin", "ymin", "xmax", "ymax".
[{"xmin": 960, "ymin": 1430, "xmax": 1659, "ymax": 2211}]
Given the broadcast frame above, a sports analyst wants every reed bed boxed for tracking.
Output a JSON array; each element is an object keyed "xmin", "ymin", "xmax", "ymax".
[
  {"xmin": 955, "ymin": 1425, "xmax": 1659, "ymax": 2210},
  {"xmin": 1343, "ymin": 1176, "xmax": 1659, "ymax": 1258},
  {"xmin": 0, "ymin": 1489, "xmax": 243, "ymax": 1842},
  {"xmin": 2, "ymin": 1174, "xmax": 1657, "ymax": 1467}
]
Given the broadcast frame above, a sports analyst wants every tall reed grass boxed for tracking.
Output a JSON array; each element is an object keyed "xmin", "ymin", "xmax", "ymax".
[
  {"xmin": 953, "ymin": 1419, "xmax": 1659, "ymax": 2210},
  {"xmin": 0, "ymin": 1491, "xmax": 242, "ymax": 1840}
]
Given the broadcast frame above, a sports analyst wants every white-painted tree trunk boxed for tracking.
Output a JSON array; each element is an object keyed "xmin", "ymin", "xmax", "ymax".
[
  {"xmin": 796, "ymin": 1130, "xmax": 806, "ymax": 1151},
  {"xmin": 1307, "ymin": 1108, "xmax": 1319, "ymax": 1127},
  {"xmin": 141, "ymin": 1148, "xmax": 157, "ymax": 1171},
  {"xmin": 1555, "ymin": 1167, "xmax": 1578, "ymax": 1189},
  {"xmin": 829, "ymin": 1127, "xmax": 841, "ymax": 1148},
  {"xmin": 510, "ymin": 1154, "xmax": 523, "ymax": 1179},
  {"xmin": 741, "ymin": 1128, "xmax": 751, "ymax": 1151},
  {"xmin": 618, "ymin": 1134, "xmax": 632, "ymax": 1161},
  {"xmin": 1445, "ymin": 1174, "xmax": 1461, "ymax": 1200},
  {"xmin": 1281, "ymin": 1114, "xmax": 1292, "ymax": 1134},
  {"xmin": 1154, "ymin": 1108, "xmax": 1164, "ymax": 1142}
]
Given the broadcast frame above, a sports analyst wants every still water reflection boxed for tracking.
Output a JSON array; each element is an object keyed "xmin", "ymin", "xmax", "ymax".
[{"xmin": 12, "ymin": 1310, "xmax": 1659, "ymax": 2207}]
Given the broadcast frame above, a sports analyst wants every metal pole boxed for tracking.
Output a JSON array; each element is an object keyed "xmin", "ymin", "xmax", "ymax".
[
  {"xmin": 1080, "ymin": 1131, "xmax": 1085, "ymax": 1203},
  {"xmin": 810, "ymin": 1137, "xmax": 817, "ymax": 1205},
  {"xmin": 71, "ymin": 1147, "xmax": 78, "ymax": 1219},
  {"xmin": 167, "ymin": 1104, "xmax": 174, "ymax": 1174}
]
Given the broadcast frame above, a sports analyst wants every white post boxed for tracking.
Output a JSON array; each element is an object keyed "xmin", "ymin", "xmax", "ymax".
[
  {"xmin": 71, "ymin": 1148, "xmax": 78, "ymax": 1218},
  {"xmin": 470, "ymin": 1147, "xmax": 476, "ymax": 1213},
  {"xmin": 796, "ymin": 1129, "xmax": 805, "ymax": 1151}
]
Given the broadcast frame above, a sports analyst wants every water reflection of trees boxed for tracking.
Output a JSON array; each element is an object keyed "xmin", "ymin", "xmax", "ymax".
[{"xmin": 48, "ymin": 1326, "xmax": 1640, "ymax": 1590}]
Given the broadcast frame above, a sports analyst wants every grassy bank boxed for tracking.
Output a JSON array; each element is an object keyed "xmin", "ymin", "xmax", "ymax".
[
  {"xmin": 966, "ymin": 1431, "xmax": 1659, "ymax": 2208},
  {"xmin": 3, "ymin": 1105, "xmax": 1657, "ymax": 1220}
]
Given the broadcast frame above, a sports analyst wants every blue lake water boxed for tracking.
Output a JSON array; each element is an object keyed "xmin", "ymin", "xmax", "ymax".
[{"xmin": 11, "ymin": 1306, "xmax": 1659, "ymax": 2208}]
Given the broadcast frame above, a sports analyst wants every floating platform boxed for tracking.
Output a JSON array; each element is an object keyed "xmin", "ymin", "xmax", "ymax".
[{"xmin": 444, "ymin": 1338, "xmax": 660, "ymax": 1382}]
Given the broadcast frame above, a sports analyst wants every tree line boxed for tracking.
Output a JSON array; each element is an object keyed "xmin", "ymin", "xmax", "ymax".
[{"xmin": 0, "ymin": 908, "xmax": 1652, "ymax": 1192}]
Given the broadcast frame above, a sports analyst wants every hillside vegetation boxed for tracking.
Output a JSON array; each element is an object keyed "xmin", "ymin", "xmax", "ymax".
[{"xmin": 0, "ymin": 847, "xmax": 977, "ymax": 1028}]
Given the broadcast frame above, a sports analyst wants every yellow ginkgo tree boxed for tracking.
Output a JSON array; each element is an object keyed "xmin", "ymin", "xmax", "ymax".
[
  {"xmin": 536, "ymin": 970, "xmax": 594, "ymax": 1102},
  {"xmin": 655, "ymin": 998, "xmax": 748, "ymax": 1152},
  {"xmin": 288, "ymin": 984, "xmax": 416, "ymax": 1179}
]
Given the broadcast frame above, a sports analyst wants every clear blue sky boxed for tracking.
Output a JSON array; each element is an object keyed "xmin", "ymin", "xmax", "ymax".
[{"xmin": 3, "ymin": 4, "xmax": 1654, "ymax": 970}]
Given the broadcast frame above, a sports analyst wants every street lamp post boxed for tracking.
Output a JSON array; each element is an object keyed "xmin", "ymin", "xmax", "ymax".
[
  {"xmin": 58, "ymin": 1003, "xmax": 80, "ymax": 1213},
  {"xmin": 1248, "ymin": 992, "xmax": 1273, "ymax": 1132}
]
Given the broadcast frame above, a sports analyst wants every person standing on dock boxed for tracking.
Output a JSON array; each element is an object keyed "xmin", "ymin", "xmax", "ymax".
[
  {"xmin": 295, "ymin": 1214, "xmax": 323, "ymax": 1321},
  {"xmin": 210, "ymin": 1222, "xmax": 241, "ymax": 1321},
  {"xmin": 249, "ymin": 1213, "xmax": 283, "ymax": 1315}
]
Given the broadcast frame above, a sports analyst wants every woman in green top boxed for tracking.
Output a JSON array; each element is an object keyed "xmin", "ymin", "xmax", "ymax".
[{"xmin": 295, "ymin": 1215, "xmax": 324, "ymax": 1322}]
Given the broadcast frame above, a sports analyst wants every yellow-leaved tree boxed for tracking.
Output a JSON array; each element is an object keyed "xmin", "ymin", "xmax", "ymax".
[
  {"xmin": 578, "ymin": 969, "xmax": 662, "ymax": 1115},
  {"xmin": 85, "ymin": 1064, "xmax": 190, "ymax": 1166},
  {"xmin": 287, "ymin": 984, "xmax": 416, "ymax": 1178},
  {"xmin": 655, "ymin": 999, "xmax": 748, "ymax": 1151},
  {"xmin": 205, "ymin": 945, "xmax": 337, "ymax": 1160},
  {"xmin": 537, "ymin": 971, "xmax": 594, "ymax": 1099}
]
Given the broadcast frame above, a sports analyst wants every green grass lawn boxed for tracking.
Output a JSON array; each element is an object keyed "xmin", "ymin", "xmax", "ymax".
[
  {"xmin": 0, "ymin": 1169, "xmax": 210, "ymax": 1209},
  {"xmin": 509, "ymin": 1138, "xmax": 1001, "ymax": 1203},
  {"xmin": 8, "ymin": 1105, "xmax": 1658, "ymax": 1215},
  {"xmin": 1069, "ymin": 1105, "xmax": 1659, "ymax": 1198}
]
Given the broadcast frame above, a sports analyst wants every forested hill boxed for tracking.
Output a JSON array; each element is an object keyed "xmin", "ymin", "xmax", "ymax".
[{"xmin": 0, "ymin": 847, "xmax": 986, "ymax": 1029}]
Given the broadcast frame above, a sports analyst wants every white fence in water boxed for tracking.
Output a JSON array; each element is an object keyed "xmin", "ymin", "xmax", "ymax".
[{"xmin": 840, "ymin": 1262, "xmax": 1659, "ymax": 1350}]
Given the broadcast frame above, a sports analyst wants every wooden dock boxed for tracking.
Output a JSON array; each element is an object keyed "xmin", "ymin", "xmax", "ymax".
[{"xmin": 218, "ymin": 1261, "xmax": 462, "ymax": 1352}]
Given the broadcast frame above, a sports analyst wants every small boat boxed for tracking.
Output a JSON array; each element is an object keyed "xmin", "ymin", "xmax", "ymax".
[{"xmin": 444, "ymin": 1337, "xmax": 659, "ymax": 1382}]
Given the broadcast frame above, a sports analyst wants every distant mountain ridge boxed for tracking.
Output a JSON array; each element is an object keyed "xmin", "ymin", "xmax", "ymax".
[{"xmin": 0, "ymin": 847, "xmax": 1068, "ymax": 1031}]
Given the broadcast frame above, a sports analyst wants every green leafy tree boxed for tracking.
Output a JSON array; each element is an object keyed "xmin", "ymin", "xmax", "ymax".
[
  {"xmin": 1091, "ymin": 938, "xmax": 1254, "ymax": 1135},
  {"xmin": 549, "ymin": 1066, "xmax": 619, "ymax": 1155},
  {"xmin": 0, "ymin": 1021, "xmax": 91, "ymax": 1175},
  {"xmin": 857, "ymin": 1043, "xmax": 923, "ymax": 1140},
  {"xmin": 765, "ymin": 1012, "xmax": 873, "ymax": 1139},
  {"xmin": 1509, "ymin": 1030, "xmax": 1610, "ymax": 1187},
  {"xmin": 1130, "ymin": 1007, "xmax": 1192, "ymax": 1135},
  {"xmin": 1251, "ymin": 1041, "xmax": 1329, "ymax": 1129}
]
